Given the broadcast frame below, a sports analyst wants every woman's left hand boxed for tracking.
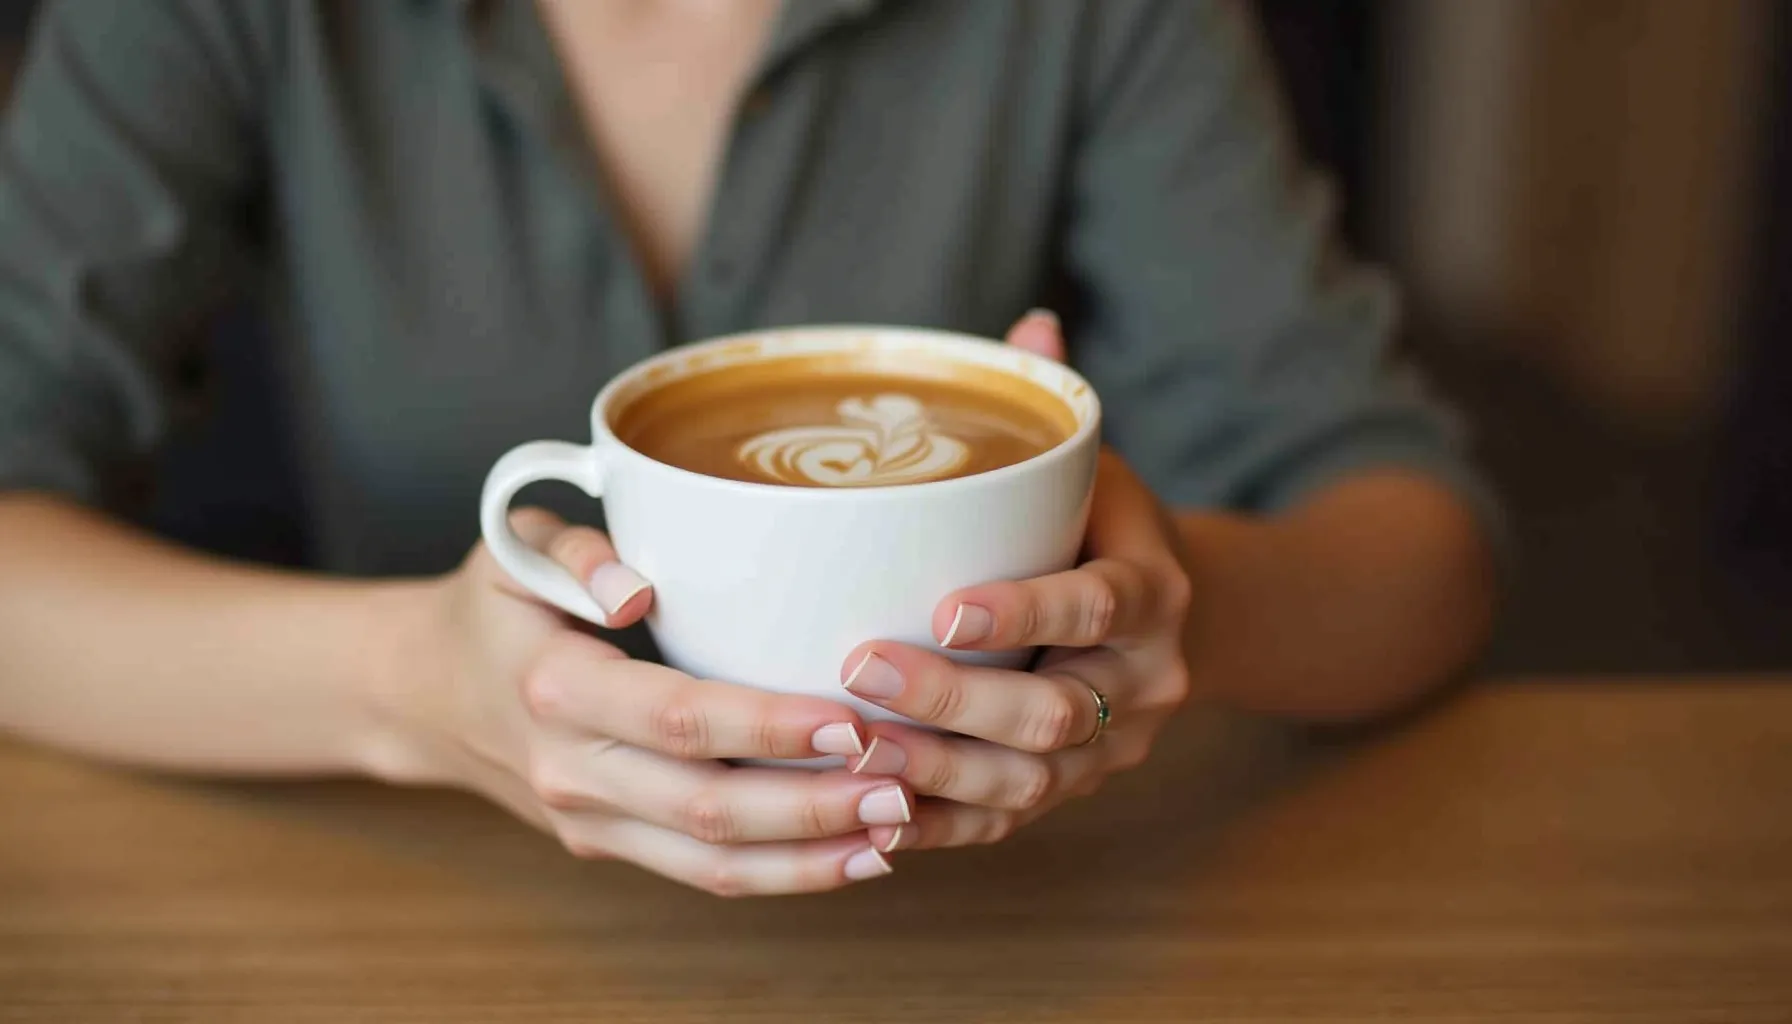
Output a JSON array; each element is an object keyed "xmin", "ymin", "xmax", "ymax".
[{"xmin": 838, "ymin": 311, "xmax": 1194, "ymax": 852}]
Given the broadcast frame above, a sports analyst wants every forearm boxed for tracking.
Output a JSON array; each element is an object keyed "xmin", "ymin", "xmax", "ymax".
[
  {"xmin": 1177, "ymin": 472, "xmax": 1497, "ymax": 720},
  {"xmin": 0, "ymin": 493, "xmax": 425, "ymax": 776}
]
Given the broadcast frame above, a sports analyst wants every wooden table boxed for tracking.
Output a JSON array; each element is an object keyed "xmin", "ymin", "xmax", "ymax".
[{"xmin": 4, "ymin": 680, "xmax": 1791, "ymax": 1022}]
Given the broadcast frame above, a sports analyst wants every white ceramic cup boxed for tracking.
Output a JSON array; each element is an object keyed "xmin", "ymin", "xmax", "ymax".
[{"xmin": 479, "ymin": 325, "xmax": 1102, "ymax": 737}]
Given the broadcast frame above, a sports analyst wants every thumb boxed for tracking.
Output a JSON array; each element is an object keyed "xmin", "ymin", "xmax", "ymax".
[
  {"xmin": 1004, "ymin": 308, "xmax": 1066, "ymax": 363},
  {"xmin": 487, "ymin": 507, "xmax": 655, "ymax": 627}
]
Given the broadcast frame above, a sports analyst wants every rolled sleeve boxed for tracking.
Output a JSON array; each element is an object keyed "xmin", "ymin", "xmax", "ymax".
[
  {"xmin": 1063, "ymin": 0, "xmax": 1502, "ymax": 541},
  {"xmin": 0, "ymin": 0, "xmax": 268, "ymax": 506}
]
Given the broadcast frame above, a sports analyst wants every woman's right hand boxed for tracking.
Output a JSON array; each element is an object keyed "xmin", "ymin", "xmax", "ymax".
[{"xmin": 375, "ymin": 507, "xmax": 908, "ymax": 896}]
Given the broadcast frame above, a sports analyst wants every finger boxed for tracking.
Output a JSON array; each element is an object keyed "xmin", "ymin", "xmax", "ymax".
[
  {"xmin": 501, "ymin": 506, "xmax": 653, "ymax": 626},
  {"xmin": 1084, "ymin": 452, "xmax": 1196, "ymax": 583},
  {"xmin": 848, "ymin": 724, "xmax": 1065, "ymax": 812},
  {"xmin": 841, "ymin": 642, "xmax": 1123, "ymax": 753},
  {"xmin": 855, "ymin": 719, "xmax": 1121, "ymax": 809},
  {"xmin": 526, "ymin": 633, "xmax": 871, "ymax": 760},
  {"xmin": 935, "ymin": 557, "xmax": 1153, "ymax": 650},
  {"xmin": 933, "ymin": 454, "xmax": 1191, "ymax": 651},
  {"xmin": 531, "ymin": 744, "xmax": 913, "ymax": 843},
  {"xmin": 591, "ymin": 820, "xmax": 894, "ymax": 896},
  {"xmin": 866, "ymin": 800, "xmax": 1020, "ymax": 853},
  {"xmin": 1004, "ymin": 308, "xmax": 1066, "ymax": 362},
  {"xmin": 862, "ymin": 739, "xmax": 1122, "ymax": 853}
]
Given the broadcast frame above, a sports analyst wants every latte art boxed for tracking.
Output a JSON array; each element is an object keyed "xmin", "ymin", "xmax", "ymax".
[
  {"xmin": 611, "ymin": 355, "xmax": 1076, "ymax": 489},
  {"xmin": 738, "ymin": 394, "xmax": 970, "ymax": 487}
]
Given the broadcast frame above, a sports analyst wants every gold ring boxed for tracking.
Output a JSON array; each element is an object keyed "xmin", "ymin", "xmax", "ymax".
[{"xmin": 1077, "ymin": 686, "xmax": 1111, "ymax": 746}]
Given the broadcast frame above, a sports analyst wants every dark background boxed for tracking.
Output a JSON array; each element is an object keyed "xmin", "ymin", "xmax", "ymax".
[{"xmin": 3, "ymin": 0, "xmax": 1787, "ymax": 676}]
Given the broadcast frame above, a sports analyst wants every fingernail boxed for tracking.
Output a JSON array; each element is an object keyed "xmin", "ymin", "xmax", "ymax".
[
  {"xmin": 851, "ymin": 736, "xmax": 909, "ymax": 776},
  {"xmin": 589, "ymin": 561, "xmax": 650, "ymax": 616},
  {"xmin": 842, "ymin": 652, "xmax": 904, "ymax": 700},
  {"xmin": 810, "ymin": 722, "xmax": 866, "ymax": 758},
  {"xmin": 858, "ymin": 785, "xmax": 912, "ymax": 826},
  {"xmin": 941, "ymin": 604, "xmax": 993, "ymax": 647},
  {"xmin": 1026, "ymin": 307, "xmax": 1060, "ymax": 331},
  {"xmin": 844, "ymin": 847, "xmax": 894, "ymax": 881},
  {"xmin": 880, "ymin": 824, "xmax": 906, "ymax": 853}
]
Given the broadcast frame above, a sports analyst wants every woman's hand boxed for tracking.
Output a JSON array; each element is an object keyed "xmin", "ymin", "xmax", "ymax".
[
  {"xmin": 838, "ymin": 311, "xmax": 1194, "ymax": 852},
  {"xmin": 378, "ymin": 510, "xmax": 910, "ymax": 895}
]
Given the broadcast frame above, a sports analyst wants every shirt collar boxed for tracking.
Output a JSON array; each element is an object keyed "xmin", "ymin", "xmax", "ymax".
[{"xmin": 761, "ymin": 0, "xmax": 881, "ymax": 79}]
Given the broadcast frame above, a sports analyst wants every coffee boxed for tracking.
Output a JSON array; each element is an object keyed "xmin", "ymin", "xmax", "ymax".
[{"xmin": 613, "ymin": 354, "xmax": 1076, "ymax": 487}]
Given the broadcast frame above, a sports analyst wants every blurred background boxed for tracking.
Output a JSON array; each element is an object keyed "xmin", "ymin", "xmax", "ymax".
[
  {"xmin": 1256, "ymin": 0, "xmax": 1792, "ymax": 675},
  {"xmin": 2, "ymin": 0, "xmax": 1786, "ymax": 676}
]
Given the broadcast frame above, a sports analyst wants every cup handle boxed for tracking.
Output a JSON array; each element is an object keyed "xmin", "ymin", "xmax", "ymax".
[{"xmin": 478, "ymin": 440, "xmax": 613, "ymax": 627}]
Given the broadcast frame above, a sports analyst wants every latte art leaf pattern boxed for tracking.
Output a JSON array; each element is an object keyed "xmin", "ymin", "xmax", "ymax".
[{"xmin": 737, "ymin": 394, "xmax": 971, "ymax": 487}]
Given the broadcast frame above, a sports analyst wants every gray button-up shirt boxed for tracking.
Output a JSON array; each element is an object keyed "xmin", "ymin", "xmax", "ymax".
[{"xmin": 0, "ymin": 0, "xmax": 1494, "ymax": 578}]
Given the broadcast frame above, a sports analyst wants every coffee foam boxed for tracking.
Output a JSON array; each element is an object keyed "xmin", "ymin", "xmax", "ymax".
[
  {"xmin": 737, "ymin": 393, "xmax": 972, "ymax": 487},
  {"xmin": 610, "ymin": 350, "xmax": 1080, "ymax": 488}
]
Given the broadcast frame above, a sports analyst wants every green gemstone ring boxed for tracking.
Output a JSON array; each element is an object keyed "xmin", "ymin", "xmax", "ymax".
[{"xmin": 1078, "ymin": 686, "xmax": 1111, "ymax": 746}]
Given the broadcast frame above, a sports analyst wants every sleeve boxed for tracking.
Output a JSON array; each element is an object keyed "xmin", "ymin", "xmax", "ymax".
[
  {"xmin": 0, "ymin": 0, "xmax": 271, "ymax": 506},
  {"xmin": 1062, "ymin": 0, "xmax": 1503, "ymax": 536}
]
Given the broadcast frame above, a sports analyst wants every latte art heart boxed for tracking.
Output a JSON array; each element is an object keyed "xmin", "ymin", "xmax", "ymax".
[{"xmin": 737, "ymin": 394, "xmax": 971, "ymax": 487}]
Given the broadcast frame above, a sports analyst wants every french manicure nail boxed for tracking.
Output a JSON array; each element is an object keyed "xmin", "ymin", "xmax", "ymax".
[
  {"xmin": 810, "ymin": 722, "xmax": 866, "ymax": 758},
  {"xmin": 858, "ymin": 785, "xmax": 912, "ymax": 826},
  {"xmin": 842, "ymin": 652, "xmax": 904, "ymax": 700},
  {"xmin": 851, "ymin": 737, "xmax": 909, "ymax": 776},
  {"xmin": 589, "ymin": 561, "xmax": 650, "ymax": 616},
  {"xmin": 1026, "ymin": 307, "xmax": 1060, "ymax": 330},
  {"xmin": 880, "ymin": 824, "xmax": 905, "ymax": 853},
  {"xmin": 844, "ymin": 847, "xmax": 894, "ymax": 880},
  {"xmin": 941, "ymin": 604, "xmax": 993, "ymax": 647}
]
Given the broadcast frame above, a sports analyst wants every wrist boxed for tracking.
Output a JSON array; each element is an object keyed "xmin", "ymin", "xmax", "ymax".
[{"xmin": 350, "ymin": 576, "xmax": 458, "ymax": 786}]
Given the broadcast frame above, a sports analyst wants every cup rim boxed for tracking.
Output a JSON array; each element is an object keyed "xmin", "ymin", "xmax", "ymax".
[{"xmin": 590, "ymin": 324, "xmax": 1102, "ymax": 499}]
